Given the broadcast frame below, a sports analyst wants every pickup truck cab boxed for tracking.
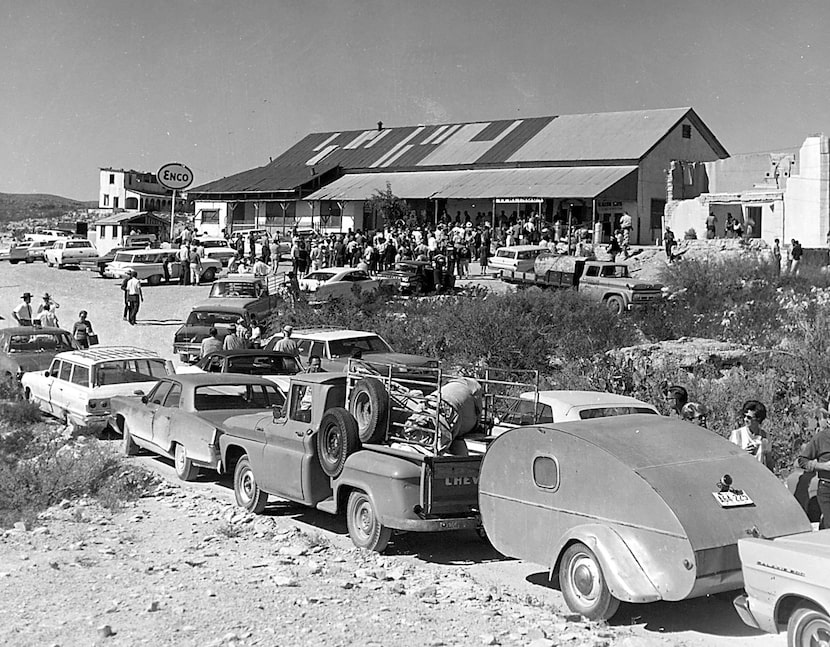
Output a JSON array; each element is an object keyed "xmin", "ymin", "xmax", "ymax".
[{"xmin": 43, "ymin": 238, "xmax": 97, "ymax": 268}]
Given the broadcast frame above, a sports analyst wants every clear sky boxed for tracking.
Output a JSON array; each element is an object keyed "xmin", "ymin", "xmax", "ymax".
[{"xmin": 2, "ymin": 0, "xmax": 828, "ymax": 201}]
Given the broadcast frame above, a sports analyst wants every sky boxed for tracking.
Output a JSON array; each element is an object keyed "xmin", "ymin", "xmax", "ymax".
[{"xmin": 2, "ymin": 0, "xmax": 829, "ymax": 201}]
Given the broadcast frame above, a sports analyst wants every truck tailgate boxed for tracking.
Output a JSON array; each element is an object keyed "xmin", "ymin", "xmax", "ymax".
[{"xmin": 422, "ymin": 455, "xmax": 482, "ymax": 516}]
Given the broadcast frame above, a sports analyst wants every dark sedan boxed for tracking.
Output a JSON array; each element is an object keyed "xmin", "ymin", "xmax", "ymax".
[
  {"xmin": 178, "ymin": 349, "xmax": 300, "ymax": 390},
  {"xmin": 0, "ymin": 326, "xmax": 78, "ymax": 380}
]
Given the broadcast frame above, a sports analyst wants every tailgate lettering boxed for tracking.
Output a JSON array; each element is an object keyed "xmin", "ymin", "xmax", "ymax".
[{"xmin": 444, "ymin": 476, "xmax": 479, "ymax": 486}]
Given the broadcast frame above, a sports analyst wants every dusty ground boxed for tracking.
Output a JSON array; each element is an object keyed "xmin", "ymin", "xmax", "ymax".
[{"xmin": 0, "ymin": 258, "xmax": 785, "ymax": 647}]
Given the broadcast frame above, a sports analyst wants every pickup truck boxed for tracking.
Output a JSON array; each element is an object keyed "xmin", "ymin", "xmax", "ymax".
[
  {"xmin": 501, "ymin": 252, "xmax": 664, "ymax": 315},
  {"xmin": 219, "ymin": 363, "xmax": 539, "ymax": 551}
]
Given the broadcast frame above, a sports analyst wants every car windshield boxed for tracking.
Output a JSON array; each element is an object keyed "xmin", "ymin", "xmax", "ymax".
[
  {"xmin": 201, "ymin": 240, "xmax": 229, "ymax": 248},
  {"xmin": 495, "ymin": 249, "xmax": 515, "ymax": 259},
  {"xmin": 7, "ymin": 332, "xmax": 74, "ymax": 353},
  {"xmin": 578, "ymin": 406, "xmax": 658, "ymax": 420},
  {"xmin": 328, "ymin": 336, "xmax": 393, "ymax": 357},
  {"xmin": 66, "ymin": 241, "xmax": 91, "ymax": 248},
  {"xmin": 210, "ymin": 282, "xmax": 260, "ymax": 298},
  {"xmin": 193, "ymin": 383, "xmax": 284, "ymax": 411},
  {"xmin": 113, "ymin": 252, "xmax": 135, "ymax": 263},
  {"xmin": 93, "ymin": 358, "xmax": 170, "ymax": 386},
  {"xmin": 305, "ymin": 271, "xmax": 336, "ymax": 282},
  {"xmin": 226, "ymin": 355, "xmax": 300, "ymax": 375},
  {"xmin": 185, "ymin": 311, "xmax": 241, "ymax": 326}
]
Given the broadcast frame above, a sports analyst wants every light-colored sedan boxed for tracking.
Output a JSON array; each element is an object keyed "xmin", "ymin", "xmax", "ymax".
[
  {"xmin": 21, "ymin": 346, "xmax": 174, "ymax": 433},
  {"xmin": 109, "ymin": 373, "xmax": 285, "ymax": 481},
  {"xmin": 198, "ymin": 237, "xmax": 237, "ymax": 266},
  {"xmin": 299, "ymin": 267, "xmax": 379, "ymax": 303}
]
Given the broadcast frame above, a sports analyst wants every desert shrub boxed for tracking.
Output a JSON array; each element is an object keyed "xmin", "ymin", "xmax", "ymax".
[
  {"xmin": 0, "ymin": 400, "xmax": 44, "ymax": 428},
  {"xmin": 0, "ymin": 425, "xmax": 154, "ymax": 528}
]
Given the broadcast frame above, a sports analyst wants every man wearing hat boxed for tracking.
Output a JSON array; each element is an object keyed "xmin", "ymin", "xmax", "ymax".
[
  {"xmin": 272, "ymin": 324, "xmax": 300, "ymax": 360},
  {"xmin": 222, "ymin": 324, "xmax": 245, "ymax": 351},
  {"xmin": 37, "ymin": 293, "xmax": 60, "ymax": 317},
  {"xmin": 13, "ymin": 292, "xmax": 34, "ymax": 326}
]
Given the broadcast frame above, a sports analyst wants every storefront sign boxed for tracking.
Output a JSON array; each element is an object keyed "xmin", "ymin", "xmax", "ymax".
[{"xmin": 157, "ymin": 162, "xmax": 193, "ymax": 190}]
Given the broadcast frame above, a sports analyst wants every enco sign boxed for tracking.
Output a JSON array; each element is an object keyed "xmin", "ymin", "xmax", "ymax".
[{"xmin": 156, "ymin": 163, "xmax": 193, "ymax": 190}]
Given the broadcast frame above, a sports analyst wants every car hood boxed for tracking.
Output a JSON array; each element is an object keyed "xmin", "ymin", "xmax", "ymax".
[
  {"xmin": 363, "ymin": 352, "xmax": 436, "ymax": 367},
  {"xmin": 199, "ymin": 297, "xmax": 260, "ymax": 307}
]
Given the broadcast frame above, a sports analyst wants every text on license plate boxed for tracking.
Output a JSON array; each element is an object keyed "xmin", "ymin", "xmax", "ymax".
[{"xmin": 712, "ymin": 491, "xmax": 754, "ymax": 508}]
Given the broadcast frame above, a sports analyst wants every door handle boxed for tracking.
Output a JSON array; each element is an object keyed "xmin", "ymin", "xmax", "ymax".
[{"xmin": 295, "ymin": 429, "xmax": 305, "ymax": 437}]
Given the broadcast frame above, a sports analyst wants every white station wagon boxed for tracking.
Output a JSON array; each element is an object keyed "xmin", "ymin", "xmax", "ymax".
[
  {"xmin": 43, "ymin": 238, "xmax": 98, "ymax": 268},
  {"xmin": 21, "ymin": 346, "xmax": 174, "ymax": 433}
]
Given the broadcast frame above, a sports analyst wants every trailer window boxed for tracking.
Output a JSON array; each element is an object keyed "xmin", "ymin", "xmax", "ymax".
[{"xmin": 532, "ymin": 455, "xmax": 560, "ymax": 490}]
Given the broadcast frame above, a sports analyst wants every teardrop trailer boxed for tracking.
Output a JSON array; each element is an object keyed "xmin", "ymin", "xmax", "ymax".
[
  {"xmin": 478, "ymin": 415, "xmax": 813, "ymax": 620},
  {"xmin": 218, "ymin": 361, "xmax": 540, "ymax": 551}
]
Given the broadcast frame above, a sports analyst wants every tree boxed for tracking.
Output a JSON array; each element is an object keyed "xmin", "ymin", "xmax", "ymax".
[{"xmin": 367, "ymin": 182, "xmax": 409, "ymax": 229}]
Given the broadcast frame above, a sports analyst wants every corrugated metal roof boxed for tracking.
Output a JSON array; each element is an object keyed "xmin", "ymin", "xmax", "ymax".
[
  {"xmin": 304, "ymin": 166, "xmax": 637, "ymax": 201},
  {"xmin": 93, "ymin": 211, "xmax": 169, "ymax": 225},
  {"xmin": 191, "ymin": 108, "xmax": 724, "ymax": 195}
]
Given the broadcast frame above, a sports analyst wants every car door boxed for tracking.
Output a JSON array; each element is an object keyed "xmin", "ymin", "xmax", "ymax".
[
  {"xmin": 131, "ymin": 381, "xmax": 173, "ymax": 443},
  {"xmin": 49, "ymin": 360, "xmax": 75, "ymax": 418},
  {"xmin": 65, "ymin": 363, "xmax": 91, "ymax": 423},
  {"xmin": 150, "ymin": 382, "xmax": 182, "ymax": 450},
  {"xmin": 34, "ymin": 358, "xmax": 60, "ymax": 414},
  {"xmin": 260, "ymin": 383, "xmax": 314, "ymax": 501}
]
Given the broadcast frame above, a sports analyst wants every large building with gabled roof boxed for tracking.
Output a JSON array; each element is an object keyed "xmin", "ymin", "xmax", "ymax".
[{"xmin": 188, "ymin": 107, "xmax": 728, "ymax": 245}]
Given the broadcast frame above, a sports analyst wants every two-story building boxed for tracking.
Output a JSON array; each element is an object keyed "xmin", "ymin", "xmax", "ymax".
[{"xmin": 188, "ymin": 107, "xmax": 728, "ymax": 245}]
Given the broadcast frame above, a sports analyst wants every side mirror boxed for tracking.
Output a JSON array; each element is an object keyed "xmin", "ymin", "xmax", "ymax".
[
  {"xmin": 133, "ymin": 389, "xmax": 145, "ymax": 396},
  {"xmin": 141, "ymin": 395, "xmax": 149, "ymax": 404}
]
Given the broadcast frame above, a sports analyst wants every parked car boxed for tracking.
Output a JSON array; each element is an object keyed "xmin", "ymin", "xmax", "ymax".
[
  {"xmin": 0, "ymin": 326, "xmax": 78, "ymax": 381},
  {"xmin": 735, "ymin": 530, "xmax": 830, "ymax": 646},
  {"xmin": 21, "ymin": 346, "xmax": 174, "ymax": 433},
  {"xmin": 479, "ymin": 414, "xmax": 813, "ymax": 620},
  {"xmin": 43, "ymin": 238, "xmax": 98, "ymax": 268},
  {"xmin": 109, "ymin": 374, "xmax": 286, "ymax": 481},
  {"xmin": 264, "ymin": 327, "xmax": 438, "ymax": 373},
  {"xmin": 378, "ymin": 260, "xmax": 437, "ymax": 295},
  {"xmin": 8, "ymin": 241, "xmax": 35, "ymax": 264},
  {"xmin": 299, "ymin": 267, "xmax": 379, "ymax": 303},
  {"xmin": 198, "ymin": 237, "xmax": 237, "ymax": 266},
  {"xmin": 80, "ymin": 242, "xmax": 154, "ymax": 275},
  {"xmin": 104, "ymin": 248, "xmax": 221, "ymax": 285},
  {"xmin": 174, "ymin": 304, "xmax": 263, "ymax": 363},
  {"xmin": 177, "ymin": 349, "xmax": 300, "ymax": 390},
  {"xmin": 207, "ymin": 274, "xmax": 283, "ymax": 313},
  {"xmin": 488, "ymin": 245, "xmax": 549, "ymax": 274}
]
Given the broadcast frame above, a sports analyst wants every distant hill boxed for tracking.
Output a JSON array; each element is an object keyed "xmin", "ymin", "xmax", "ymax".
[{"xmin": 0, "ymin": 192, "xmax": 97, "ymax": 223}]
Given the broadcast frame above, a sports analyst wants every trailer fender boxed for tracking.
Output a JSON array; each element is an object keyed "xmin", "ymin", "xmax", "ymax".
[{"xmin": 550, "ymin": 524, "xmax": 662, "ymax": 603}]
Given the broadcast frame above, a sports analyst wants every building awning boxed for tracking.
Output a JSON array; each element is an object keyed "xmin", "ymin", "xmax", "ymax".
[{"xmin": 304, "ymin": 166, "xmax": 637, "ymax": 201}]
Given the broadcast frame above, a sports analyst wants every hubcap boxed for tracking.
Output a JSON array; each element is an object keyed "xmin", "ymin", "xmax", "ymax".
[
  {"xmin": 355, "ymin": 501, "xmax": 372, "ymax": 537},
  {"xmin": 570, "ymin": 554, "xmax": 600, "ymax": 602},
  {"xmin": 801, "ymin": 619, "xmax": 830, "ymax": 647},
  {"xmin": 240, "ymin": 471, "xmax": 254, "ymax": 501},
  {"xmin": 355, "ymin": 394, "xmax": 371, "ymax": 426}
]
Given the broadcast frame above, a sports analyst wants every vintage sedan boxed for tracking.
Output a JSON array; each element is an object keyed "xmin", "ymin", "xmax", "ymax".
[
  {"xmin": 110, "ymin": 373, "xmax": 286, "ymax": 481},
  {"xmin": 299, "ymin": 267, "xmax": 379, "ymax": 303},
  {"xmin": 378, "ymin": 260, "xmax": 437, "ymax": 295},
  {"xmin": 174, "ymin": 304, "xmax": 267, "ymax": 363},
  {"xmin": 177, "ymin": 349, "xmax": 300, "ymax": 390},
  {"xmin": 207, "ymin": 274, "xmax": 283, "ymax": 313},
  {"xmin": 0, "ymin": 326, "xmax": 78, "ymax": 381},
  {"xmin": 734, "ymin": 530, "xmax": 830, "ymax": 646},
  {"xmin": 479, "ymin": 414, "xmax": 812, "ymax": 620},
  {"xmin": 21, "ymin": 346, "xmax": 174, "ymax": 433}
]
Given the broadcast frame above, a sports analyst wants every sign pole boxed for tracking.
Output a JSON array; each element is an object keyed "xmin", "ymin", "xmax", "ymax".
[{"xmin": 170, "ymin": 189, "xmax": 176, "ymax": 243}]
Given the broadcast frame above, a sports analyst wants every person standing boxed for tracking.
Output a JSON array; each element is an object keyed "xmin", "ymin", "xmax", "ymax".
[
  {"xmin": 273, "ymin": 324, "xmax": 300, "ymax": 361},
  {"xmin": 773, "ymin": 238, "xmax": 782, "ymax": 276},
  {"xmin": 479, "ymin": 227, "xmax": 491, "ymax": 275},
  {"xmin": 38, "ymin": 302, "xmax": 59, "ymax": 328},
  {"xmin": 72, "ymin": 311, "xmax": 95, "ymax": 349},
  {"xmin": 37, "ymin": 293, "xmax": 59, "ymax": 318},
  {"xmin": 12, "ymin": 292, "xmax": 35, "ymax": 326},
  {"xmin": 790, "ymin": 239, "xmax": 803, "ymax": 276},
  {"xmin": 125, "ymin": 269, "xmax": 143, "ymax": 325},
  {"xmin": 705, "ymin": 212, "xmax": 717, "ymax": 239},
  {"xmin": 189, "ymin": 244, "xmax": 202, "ymax": 285},
  {"xmin": 798, "ymin": 408, "xmax": 830, "ymax": 529},
  {"xmin": 664, "ymin": 227, "xmax": 677, "ymax": 262},
  {"xmin": 178, "ymin": 243, "xmax": 191, "ymax": 285},
  {"xmin": 664, "ymin": 385, "xmax": 689, "ymax": 417},
  {"xmin": 619, "ymin": 212, "xmax": 633, "ymax": 258},
  {"xmin": 222, "ymin": 324, "xmax": 245, "ymax": 350},
  {"xmin": 730, "ymin": 400, "xmax": 773, "ymax": 470},
  {"xmin": 269, "ymin": 238, "xmax": 280, "ymax": 274},
  {"xmin": 248, "ymin": 314, "xmax": 262, "ymax": 349}
]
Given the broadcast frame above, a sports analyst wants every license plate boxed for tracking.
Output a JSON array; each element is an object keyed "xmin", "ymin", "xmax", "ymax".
[{"xmin": 712, "ymin": 491, "xmax": 754, "ymax": 507}]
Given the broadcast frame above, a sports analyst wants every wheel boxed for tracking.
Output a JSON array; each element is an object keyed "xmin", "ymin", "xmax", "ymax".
[
  {"xmin": 121, "ymin": 422, "xmax": 139, "ymax": 456},
  {"xmin": 558, "ymin": 543, "xmax": 620, "ymax": 620},
  {"xmin": 346, "ymin": 490, "xmax": 391, "ymax": 552},
  {"xmin": 788, "ymin": 606, "xmax": 830, "ymax": 647},
  {"xmin": 316, "ymin": 407, "xmax": 360, "ymax": 478},
  {"xmin": 202, "ymin": 268, "xmax": 216, "ymax": 282},
  {"xmin": 174, "ymin": 443, "xmax": 199, "ymax": 481},
  {"xmin": 47, "ymin": 260, "xmax": 54, "ymax": 268},
  {"xmin": 348, "ymin": 377, "xmax": 389, "ymax": 443},
  {"xmin": 147, "ymin": 274, "xmax": 162, "ymax": 286},
  {"xmin": 605, "ymin": 295, "xmax": 625, "ymax": 316},
  {"xmin": 98, "ymin": 265, "xmax": 106, "ymax": 276},
  {"xmin": 25, "ymin": 257, "xmax": 33, "ymax": 263},
  {"xmin": 233, "ymin": 455, "xmax": 268, "ymax": 513},
  {"xmin": 9, "ymin": 260, "xmax": 19, "ymax": 265}
]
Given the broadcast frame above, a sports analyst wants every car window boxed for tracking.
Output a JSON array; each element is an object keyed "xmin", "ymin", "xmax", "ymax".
[
  {"xmin": 503, "ymin": 399, "xmax": 554, "ymax": 425},
  {"xmin": 305, "ymin": 272, "xmax": 336, "ymax": 282},
  {"xmin": 58, "ymin": 361, "xmax": 73, "ymax": 382},
  {"xmin": 66, "ymin": 241, "xmax": 91, "ymax": 249},
  {"xmin": 71, "ymin": 364, "xmax": 90, "ymax": 387},
  {"xmin": 94, "ymin": 358, "xmax": 169, "ymax": 385},
  {"xmin": 290, "ymin": 384, "xmax": 312, "ymax": 422},
  {"xmin": 113, "ymin": 252, "xmax": 132, "ymax": 262},
  {"xmin": 495, "ymin": 249, "xmax": 514, "ymax": 259},
  {"xmin": 309, "ymin": 341, "xmax": 325, "ymax": 359},
  {"xmin": 148, "ymin": 381, "xmax": 173, "ymax": 405},
  {"xmin": 193, "ymin": 384, "xmax": 283, "ymax": 411},
  {"xmin": 227, "ymin": 354, "xmax": 300, "ymax": 375},
  {"xmin": 186, "ymin": 311, "xmax": 240, "ymax": 326},
  {"xmin": 8, "ymin": 333, "xmax": 73, "ymax": 352},
  {"xmin": 328, "ymin": 335, "xmax": 392, "ymax": 357},
  {"xmin": 517, "ymin": 250, "xmax": 540, "ymax": 260},
  {"xmin": 578, "ymin": 406, "xmax": 658, "ymax": 420},
  {"xmin": 586, "ymin": 266, "xmax": 599, "ymax": 277},
  {"xmin": 163, "ymin": 384, "xmax": 182, "ymax": 408},
  {"xmin": 347, "ymin": 271, "xmax": 371, "ymax": 281}
]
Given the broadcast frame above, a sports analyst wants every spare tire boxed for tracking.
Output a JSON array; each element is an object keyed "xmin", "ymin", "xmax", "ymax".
[
  {"xmin": 349, "ymin": 377, "xmax": 389, "ymax": 443},
  {"xmin": 316, "ymin": 407, "xmax": 360, "ymax": 478}
]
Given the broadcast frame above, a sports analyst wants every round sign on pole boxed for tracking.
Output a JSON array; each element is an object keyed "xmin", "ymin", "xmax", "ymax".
[{"xmin": 156, "ymin": 162, "xmax": 194, "ymax": 190}]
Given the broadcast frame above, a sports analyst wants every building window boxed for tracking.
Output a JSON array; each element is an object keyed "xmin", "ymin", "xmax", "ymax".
[
  {"xmin": 109, "ymin": 173, "xmax": 115, "ymax": 184},
  {"xmin": 113, "ymin": 197, "xmax": 119, "ymax": 208},
  {"xmin": 682, "ymin": 124, "xmax": 692, "ymax": 139},
  {"xmin": 125, "ymin": 197, "xmax": 138, "ymax": 210},
  {"xmin": 200, "ymin": 210, "xmax": 219, "ymax": 224},
  {"xmin": 103, "ymin": 195, "xmax": 109, "ymax": 206},
  {"xmin": 651, "ymin": 199, "xmax": 666, "ymax": 230},
  {"xmin": 111, "ymin": 225, "xmax": 118, "ymax": 238}
]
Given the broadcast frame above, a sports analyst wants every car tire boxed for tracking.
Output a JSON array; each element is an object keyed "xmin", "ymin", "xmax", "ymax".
[
  {"xmin": 788, "ymin": 606, "xmax": 830, "ymax": 647},
  {"xmin": 9, "ymin": 260, "xmax": 19, "ymax": 265},
  {"xmin": 147, "ymin": 274, "xmax": 162, "ymax": 286},
  {"xmin": 605, "ymin": 295, "xmax": 625, "ymax": 316},
  {"xmin": 202, "ymin": 268, "xmax": 216, "ymax": 282},
  {"xmin": 558, "ymin": 542, "xmax": 620, "ymax": 621},
  {"xmin": 348, "ymin": 377, "xmax": 389, "ymax": 443},
  {"xmin": 174, "ymin": 443, "xmax": 199, "ymax": 481},
  {"xmin": 346, "ymin": 490, "xmax": 391, "ymax": 552},
  {"xmin": 316, "ymin": 407, "xmax": 360, "ymax": 478},
  {"xmin": 121, "ymin": 423, "xmax": 139, "ymax": 456},
  {"xmin": 233, "ymin": 455, "xmax": 268, "ymax": 513}
]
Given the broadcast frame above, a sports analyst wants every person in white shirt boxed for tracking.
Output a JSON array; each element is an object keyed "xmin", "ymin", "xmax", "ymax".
[
  {"xmin": 125, "ymin": 270, "xmax": 143, "ymax": 325},
  {"xmin": 38, "ymin": 303, "xmax": 59, "ymax": 328},
  {"xmin": 12, "ymin": 293, "xmax": 35, "ymax": 326}
]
